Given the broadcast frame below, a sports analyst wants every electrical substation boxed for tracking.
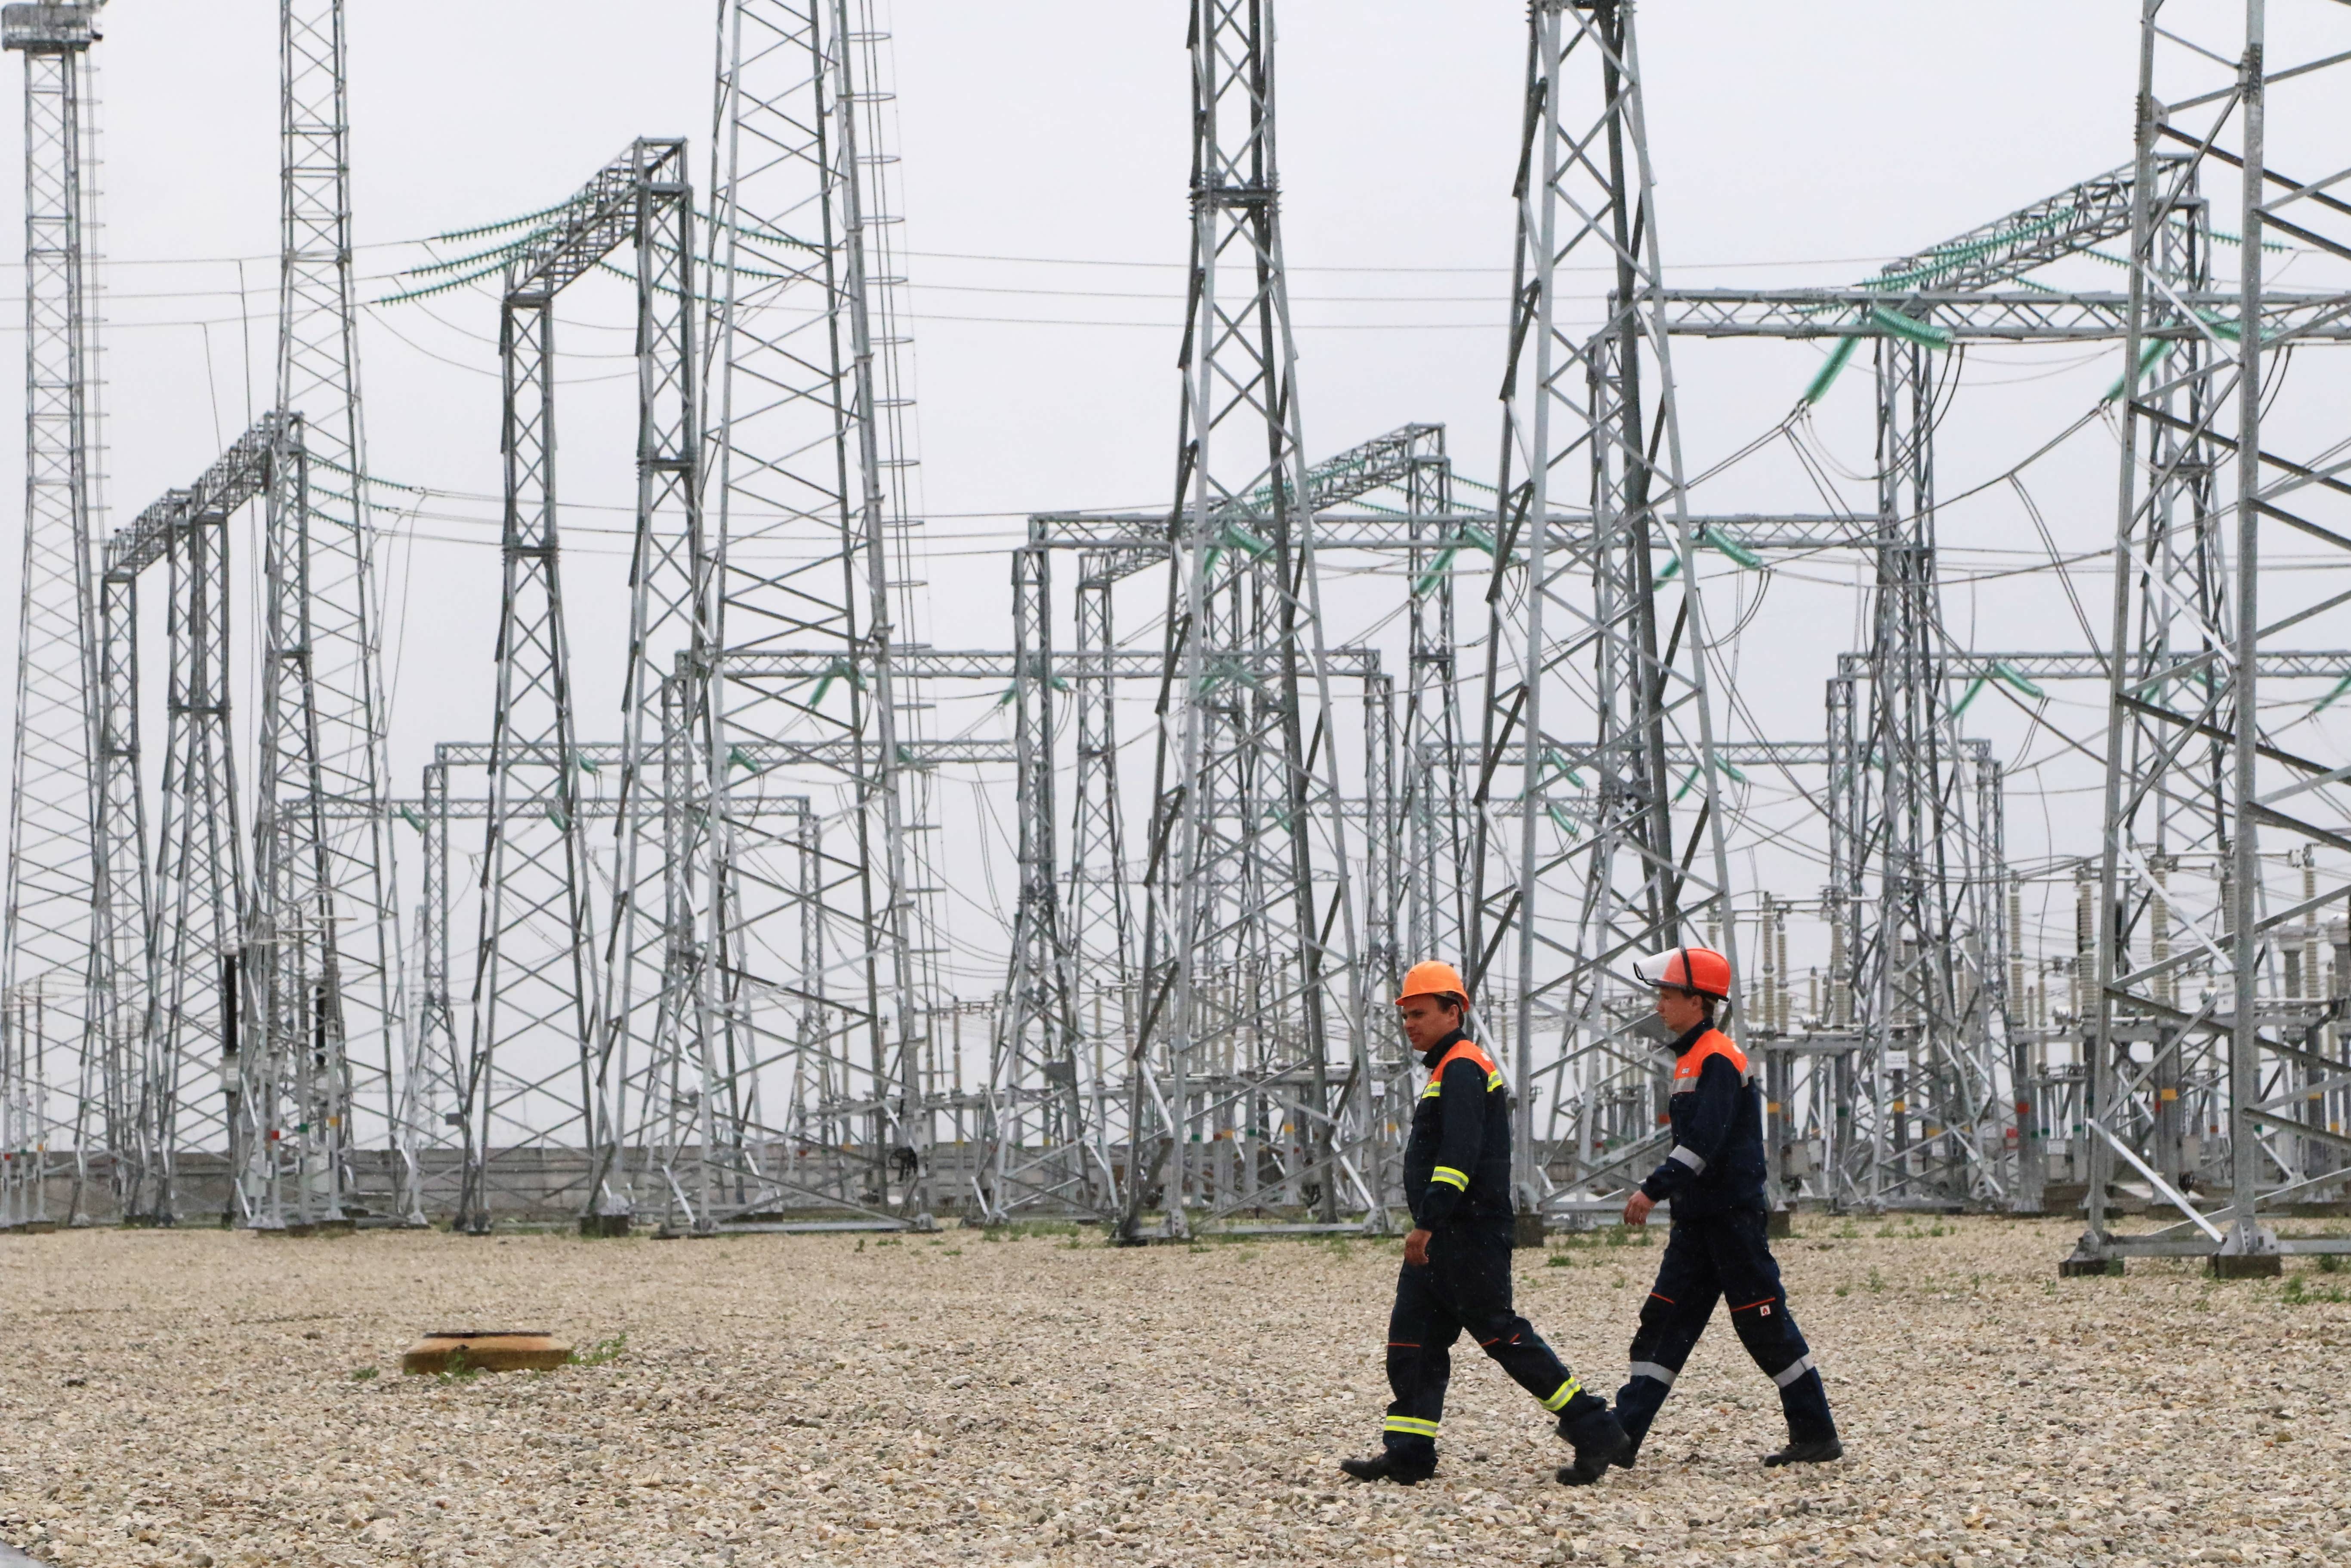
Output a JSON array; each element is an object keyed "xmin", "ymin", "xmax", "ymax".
[{"xmin": 2, "ymin": 2, "xmax": 2350, "ymax": 1562}]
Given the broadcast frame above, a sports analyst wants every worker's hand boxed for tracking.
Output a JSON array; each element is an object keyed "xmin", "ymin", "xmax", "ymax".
[
  {"xmin": 1622, "ymin": 1191, "xmax": 1656, "ymax": 1228},
  {"xmin": 1403, "ymin": 1228, "xmax": 1432, "ymax": 1267}
]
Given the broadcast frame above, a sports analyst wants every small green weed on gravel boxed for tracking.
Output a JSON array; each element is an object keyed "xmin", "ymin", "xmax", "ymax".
[{"xmin": 2283, "ymin": 1276, "xmax": 2349, "ymax": 1305}]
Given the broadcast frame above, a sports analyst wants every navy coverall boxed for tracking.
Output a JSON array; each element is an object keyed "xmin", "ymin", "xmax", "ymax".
[
  {"xmin": 1612, "ymin": 1023, "xmax": 1837, "ymax": 1454},
  {"xmin": 1379, "ymin": 1030, "xmax": 1614, "ymax": 1470}
]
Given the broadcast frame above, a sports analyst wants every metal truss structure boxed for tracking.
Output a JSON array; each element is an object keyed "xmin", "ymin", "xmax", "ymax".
[
  {"xmin": 250, "ymin": 0, "xmax": 405, "ymax": 1226},
  {"xmin": 457, "ymin": 139, "xmax": 693, "ymax": 1233},
  {"xmin": 1109, "ymin": 0, "xmax": 1371, "ymax": 1242},
  {"xmin": 94, "ymin": 416, "xmax": 298, "ymax": 1226},
  {"xmin": 1802, "ymin": 166, "xmax": 2175, "ymax": 1214},
  {"xmin": 988, "ymin": 426, "xmax": 1451, "ymax": 1229},
  {"xmin": 1652, "ymin": 148, "xmax": 2215, "ymax": 1219},
  {"xmin": 2069, "ymin": 0, "xmax": 2351, "ymax": 1273},
  {"xmin": 651, "ymin": 0, "xmax": 947, "ymax": 1235},
  {"xmin": 1, "ymin": 0, "xmax": 101, "ymax": 1229},
  {"xmin": 19, "ymin": 2, "xmax": 2351, "ymax": 1256},
  {"xmin": 1466, "ymin": 0, "xmax": 1737, "ymax": 1234}
]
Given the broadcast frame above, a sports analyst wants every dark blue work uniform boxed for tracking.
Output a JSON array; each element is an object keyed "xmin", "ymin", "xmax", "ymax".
[
  {"xmin": 1612, "ymin": 1023, "xmax": 1837, "ymax": 1454},
  {"xmin": 1379, "ymin": 1030, "xmax": 1614, "ymax": 1471}
]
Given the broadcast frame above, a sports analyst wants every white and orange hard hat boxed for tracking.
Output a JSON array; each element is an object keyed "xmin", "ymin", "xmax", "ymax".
[
  {"xmin": 1395, "ymin": 960, "xmax": 1469, "ymax": 1007},
  {"xmin": 1633, "ymin": 946, "xmax": 1732, "ymax": 1000}
]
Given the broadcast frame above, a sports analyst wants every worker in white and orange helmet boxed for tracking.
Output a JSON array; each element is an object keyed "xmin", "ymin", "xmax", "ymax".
[
  {"xmin": 1339, "ymin": 961, "xmax": 1631, "ymax": 1489},
  {"xmin": 1567, "ymin": 945, "xmax": 1841, "ymax": 1482}
]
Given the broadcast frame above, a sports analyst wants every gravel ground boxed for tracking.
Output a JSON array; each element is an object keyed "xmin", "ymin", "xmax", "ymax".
[{"xmin": 3, "ymin": 1215, "xmax": 2347, "ymax": 1567}]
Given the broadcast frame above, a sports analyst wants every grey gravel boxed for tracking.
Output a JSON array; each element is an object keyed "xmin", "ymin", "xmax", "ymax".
[{"xmin": 1, "ymin": 1216, "xmax": 2345, "ymax": 1566}]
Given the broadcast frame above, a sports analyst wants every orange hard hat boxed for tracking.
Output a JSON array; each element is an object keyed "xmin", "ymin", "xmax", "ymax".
[
  {"xmin": 1395, "ymin": 960, "xmax": 1469, "ymax": 1007},
  {"xmin": 1634, "ymin": 946, "xmax": 1732, "ymax": 1000}
]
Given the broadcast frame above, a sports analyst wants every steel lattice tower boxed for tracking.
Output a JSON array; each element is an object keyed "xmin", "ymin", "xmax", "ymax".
[
  {"xmin": 1649, "ymin": 157, "xmax": 2236, "ymax": 1214},
  {"xmin": 458, "ymin": 141, "xmax": 690, "ymax": 1233},
  {"xmin": 91, "ymin": 419, "xmax": 294, "ymax": 1225},
  {"xmin": 246, "ymin": 0, "xmax": 404, "ymax": 1223},
  {"xmin": 1, "ymin": 0, "xmax": 103, "ymax": 1227},
  {"xmin": 1468, "ymin": 0, "xmax": 1737, "ymax": 1231},
  {"xmin": 89, "ymin": 468, "xmax": 145, "ymax": 1216},
  {"xmin": 1001, "ymin": 430, "xmax": 1457, "ymax": 1227},
  {"xmin": 1398, "ymin": 440, "xmax": 1465, "ymax": 977},
  {"xmin": 1124, "ymin": 0, "xmax": 1364, "ymax": 1241},
  {"xmin": 662, "ymin": 0, "xmax": 947, "ymax": 1232},
  {"xmin": 2072, "ymin": 0, "xmax": 2351, "ymax": 1272},
  {"xmin": 991, "ymin": 546, "xmax": 1100, "ymax": 1219},
  {"xmin": 1813, "ymin": 168, "xmax": 2172, "ymax": 1213},
  {"xmin": 1057, "ymin": 550, "xmax": 1137, "ymax": 1201},
  {"xmin": 587, "ymin": 133, "xmax": 700, "ymax": 1229}
]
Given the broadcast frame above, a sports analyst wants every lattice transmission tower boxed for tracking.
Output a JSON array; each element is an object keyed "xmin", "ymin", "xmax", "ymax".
[
  {"xmin": 1120, "ymin": 0, "xmax": 1367, "ymax": 1242},
  {"xmin": 654, "ymin": 0, "xmax": 949, "ymax": 1232},
  {"xmin": 1817, "ymin": 173, "xmax": 2174, "ymax": 1212},
  {"xmin": 91, "ymin": 418, "xmax": 300, "ymax": 1226},
  {"xmin": 2073, "ymin": 0, "xmax": 2351, "ymax": 1273},
  {"xmin": 1, "ymin": 0, "xmax": 104, "ymax": 1228},
  {"xmin": 242, "ymin": 0, "xmax": 405, "ymax": 1226},
  {"xmin": 456, "ymin": 140, "xmax": 693, "ymax": 1233},
  {"xmin": 1467, "ymin": 0, "xmax": 1737, "ymax": 1233}
]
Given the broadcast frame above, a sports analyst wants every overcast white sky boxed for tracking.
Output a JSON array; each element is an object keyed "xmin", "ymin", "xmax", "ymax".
[{"xmin": 10, "ymin": 2, "xmax": 2348, "ymax": 998}]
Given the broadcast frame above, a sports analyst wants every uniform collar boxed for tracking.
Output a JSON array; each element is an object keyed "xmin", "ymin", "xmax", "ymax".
[
  {"xmin": 1419, "ymin": 1028, "xmax": 1470, "ymax": 1072},
  {"xmin": 1669, "ymin": 1020, "xmax": 1712, "ymax": 1058}
]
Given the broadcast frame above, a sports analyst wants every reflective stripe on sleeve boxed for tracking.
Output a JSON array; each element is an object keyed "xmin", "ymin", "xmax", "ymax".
[
  {"xmin": 1420, "ymin": 1079, "xmax": 1442, "ymax": 1099},
  {"xmin": 1429, "ymin": 1165, "xmax": 1470, "ymax": 1191},
  {"xmin": 1485, "ymin": 1070, "xmax": 1504, "ymax": 1091},
  {"xmin": 1539, "ymin": 1376, "xmax": 1583, "ymax": 1411},
  {"xmin": 1383, "ymin": 1416, "xmax": 1440, "ymax": 1438},
  {"xmin": 1667, "ymin": 1144, "xmax": 1707, "ymax": 1172},
  {"xmin": 1628, "ymin": 1360, "xmax": 1678, "ymax": 1387},
  {"xmin": 1771, "ymin": 1352, "xmax": 1817, "ymax": 1389}
]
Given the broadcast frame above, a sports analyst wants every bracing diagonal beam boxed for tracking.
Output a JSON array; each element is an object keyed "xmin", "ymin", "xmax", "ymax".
[{"xmin": 1867, "ymin": 155, "xmax": 2184, "ymax": 295}]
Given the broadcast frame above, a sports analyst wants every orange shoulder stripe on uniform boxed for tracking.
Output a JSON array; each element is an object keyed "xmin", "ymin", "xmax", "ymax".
[
  {"xmin": 1670, "ymin": 1026, "xmax": 1749, "ymax": 1082},
  {"xmin": 1433, "ymin": 1039, "xmax": 1504, "ymax": 1086}
]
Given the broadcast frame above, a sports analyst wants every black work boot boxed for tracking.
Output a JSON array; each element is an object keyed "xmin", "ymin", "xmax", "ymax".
[
  {"xmin": 1761, "ymin": 1436, "xmax": 1844, "ymax": 1467},
  {"xmin": 1340, "ymin": 1451, "xmax": 1433, "ymax": 1485},
  {"xmin": 1552, "ymin": 1394, "xmax": 1633, "ymax": 1486}
]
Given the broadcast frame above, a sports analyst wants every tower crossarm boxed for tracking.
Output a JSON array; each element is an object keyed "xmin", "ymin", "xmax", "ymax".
[
  {"xmin": 1655, "ymin": 286, "xmax": 2351, "ymax": 342},
  {"xmin": 508, "ymin": 138, "xmax": 688, "ymax": 299},
  {"xmin": 102, "ymin": 414, "xmax": 289, "ymax": 583},
  {"xmin": 1865, "ymin": 155, "xmax": 2186, "ymax": 296},
  {"xmin": 1834, "ymin": 650, "xmax": 2351, "ymax": 681}
]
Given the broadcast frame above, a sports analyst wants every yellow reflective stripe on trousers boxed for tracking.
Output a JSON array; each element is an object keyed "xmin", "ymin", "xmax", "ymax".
[
  {"xmin": 1383, "ymin": 1416, "xmax": 1440, "ymax": 1437},
  {"xmin": 1429, "ymin": 1166, "xmax": 1470, "ymax": 1190},
  {"xmin": 1540, "ymin": 1377, "xmax": 1583, "ymax": 1412}
]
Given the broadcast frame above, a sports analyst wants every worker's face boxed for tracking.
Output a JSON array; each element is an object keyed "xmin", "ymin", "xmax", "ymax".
[
  {"xmin": 1396, "ymin": 994, "xmax": 1462, "ymax": 1052},
  {"xmin": 1654, "ymin": 986, "xmax": 1709, "ymax": 1036}
]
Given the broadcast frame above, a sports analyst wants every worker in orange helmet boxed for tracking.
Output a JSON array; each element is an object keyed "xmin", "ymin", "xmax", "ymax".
[
  {"xmin": 1340, "ymin": 961, "xmax": 1631, "ymax": 1487},
  {"xmin": 1564, "ymin": 945, "xmax": 1841, "ymax": 1483}
]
